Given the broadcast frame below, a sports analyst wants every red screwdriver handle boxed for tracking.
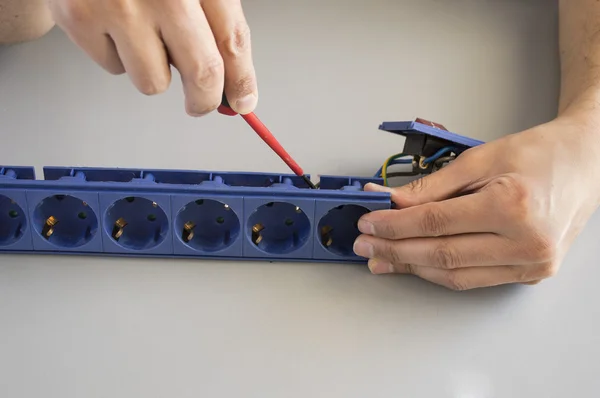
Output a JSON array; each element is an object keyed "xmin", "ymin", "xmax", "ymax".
[{"xmin": 218, "ymin": 93, "xmax": 305, "ymax": 177}]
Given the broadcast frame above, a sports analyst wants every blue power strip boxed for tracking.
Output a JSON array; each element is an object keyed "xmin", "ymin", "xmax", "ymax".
[
  {"xmin": 0, "ymin": 119, "xmax": 481, "ymax": 264},
  {"xmin": 0, "ymin": 166, "xmax": 391, "ymax": 263}
]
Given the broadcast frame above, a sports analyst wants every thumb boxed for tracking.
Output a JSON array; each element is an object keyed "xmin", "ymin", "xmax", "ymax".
[{"xmin": 364, "ymin": 158, "xmax": 477, "ymax": 207}]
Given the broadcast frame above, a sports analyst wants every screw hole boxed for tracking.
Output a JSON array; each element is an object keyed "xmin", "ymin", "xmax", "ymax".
[
  {"xmin": 284, "ymin": 218, "xmax": 294, "ymax": 226},
  {"xmin": 216, "ymin": 216, "xmax": 225, "ymax": 224},
  {"xmin": 78, "ymin": 212, "xmax": 87, "ymax": 220},
  {"xmin": 147, "ymin": 214, "xmax": 156, "ymax": 222},
  {"xmin": 8, "ymin": 210, "xmax": 18, "ymax": 218}
]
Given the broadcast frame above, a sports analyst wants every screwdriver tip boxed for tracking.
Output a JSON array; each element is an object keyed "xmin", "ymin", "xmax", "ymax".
[{"xmin": 302, "ymin": 175, "xmax": 317, "ymax": 189}]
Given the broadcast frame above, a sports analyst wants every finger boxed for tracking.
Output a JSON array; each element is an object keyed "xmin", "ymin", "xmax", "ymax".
[
  {"xmin": 367, "ymin": 260, "xmax": 543, "ymax": 291},
  {"xmin": 48, "ymin": 3, "xmax": 125, "ymax": 75},
  {"xmin": 160, "ymin": 2, "xmax": 224, "ymax": 116},
  {"xmin": 63, "ymin": 31, "xmax": 126, "ymax": 75},
  {"xmin": 202, "ymin": 0, "xmax": 258, "ymax": 114},
  {"xmin": 109, "ymin": 22, "xmax": 172, "ymax": 95},
  {"xmin": 355, "ymin": 233, "xmax": 523, "ymax": 268},
  {"xmin": 358, "ymin": 189, "xmax": 500, "ymax": 239},
  {"xmin": 365, "ymin": 151, "xmax": 482, "ymax": 207}
]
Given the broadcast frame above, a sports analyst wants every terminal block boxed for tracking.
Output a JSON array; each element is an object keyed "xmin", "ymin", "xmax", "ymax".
[
  {"xmin": 0, "ymin": 119, "xmax": 482, "ymax": 264},
  {"xmin": 378, "ymin": 118, "xmax": 484, "ymax": 175}
]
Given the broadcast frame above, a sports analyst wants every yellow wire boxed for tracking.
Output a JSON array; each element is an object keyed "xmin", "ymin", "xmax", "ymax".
[{"xmin": 381, "ymin": 153, "xmax": 405, "ymax": 187}]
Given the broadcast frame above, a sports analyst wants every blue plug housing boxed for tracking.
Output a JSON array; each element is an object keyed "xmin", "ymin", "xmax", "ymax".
[{"xmin": 0, "ymin": 166, "xmax": 390, "ymax": 264}]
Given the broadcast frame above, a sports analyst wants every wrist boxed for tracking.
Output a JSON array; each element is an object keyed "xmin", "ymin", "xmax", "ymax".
[
  {"xmin": 558, "ymin": 81, "xmax": 600, "ymax": 130},
  {"xmin": 543, "ymin": 107, "xmax": 600, "ymax": 174}
]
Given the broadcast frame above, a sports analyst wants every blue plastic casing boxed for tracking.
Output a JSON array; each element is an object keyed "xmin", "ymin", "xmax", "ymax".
[
  {"xmin": 0, "ymin": 166, "xmax": 391, "ymax": 264},
  {"xmin": 379, "ymin": 120, "xmax": 485, "ymax": 149}
]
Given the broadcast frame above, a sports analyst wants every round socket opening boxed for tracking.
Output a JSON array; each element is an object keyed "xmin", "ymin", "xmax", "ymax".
[
  {"xmin": 104, "ymin": 196, "xmax": 169, "ymax": 250},
  {"xmin": 247, "ymin": 201, "xmax": 310, "ymax": 254},
  {"xmin": 175, "ymin": 199, "xmax": 240, "ymax": 252},
  {"xmin": 317, "ymin": 205, "xmax": 370, "ymax": 257},
  {"xmin": 0, "ymin": 195, "xmax": 27, "ymax": 247},
  {"xmin": 32, "ymin": 194, "xmax": 98, "ymax": 248}
]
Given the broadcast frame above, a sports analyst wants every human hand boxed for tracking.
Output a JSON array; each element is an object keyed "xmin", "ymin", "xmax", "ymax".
[
  {"xmin": 353, "ymin": 116, "xmax": 600, "ymax": 290},
  {"xmin": 47, "ymin": 0, "xmax": 257, "ymax": 116}
]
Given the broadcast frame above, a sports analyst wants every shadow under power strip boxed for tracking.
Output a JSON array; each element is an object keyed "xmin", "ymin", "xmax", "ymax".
[{"xmin": 0, "ymin": 119, "xmax": 483, "ymax": 264}]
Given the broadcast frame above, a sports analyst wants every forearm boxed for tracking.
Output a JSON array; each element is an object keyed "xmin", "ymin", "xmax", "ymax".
[
  {"xmin": 558, "ymin": 0, "xmax": 600, "ymax": 124},
  {"xmin": 0, "ymin": 0, "xmax": 54, "ymax": 44}
]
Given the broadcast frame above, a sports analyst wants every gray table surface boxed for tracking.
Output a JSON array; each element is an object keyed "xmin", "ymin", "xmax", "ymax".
[{"xmin": 2, "ymin": 1, "xmax": 597, "ymax": 397}]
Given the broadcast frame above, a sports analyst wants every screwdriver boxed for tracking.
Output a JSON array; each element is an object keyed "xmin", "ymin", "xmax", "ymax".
[{"xmin": 217, "ymin": 93, "xmax": 316, "ymax": 189}]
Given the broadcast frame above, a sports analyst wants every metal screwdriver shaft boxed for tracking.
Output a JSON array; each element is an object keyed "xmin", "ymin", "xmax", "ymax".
[{"xmin": 217, "ymin": 94, "xmax": 316, "ymax": 189}]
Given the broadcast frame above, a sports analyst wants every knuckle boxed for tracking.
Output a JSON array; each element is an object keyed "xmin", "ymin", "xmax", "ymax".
[
  {"xmin": 406, "ymin": 177, "xmax": 427, "ymax": 194},
  {"xmin": 536, "ymin": 261, "xmax": 559, "ymax": 279},
  {"xmin": 490, "ymin": 174, "xmax": 532, "ymax": 221},
  {"xmin": 524, "ymin": 233, "xmax": 557, "ymax": 263},
  {"xmin": 445, "ymin": 271, "xmax": 469, "ymax": 291},
  {"xmin": 52, "ymin": 0, "xmax": 88, "ymax": 26},
  {"xmin": 219, "ymin": 22, "xmax": 252, "ymax": 58},
  {"xmin": 108, "ymin": 0, "xmax": 137, "ymax": 22},
  {"xmin": 533, "ymin": 236, "xmax": 557, "ymax": 262},
  {"xmin": 231, "ymin": 75, "xmax": 256, "ymax": 98},
  {"xmin": 191, "ymin": 57, "xmax": 224, "ymax": 90},
  {"xmin": 377, "ymin": 220, "xmax": 400, "ymax": 239},
  {"xmin": 431, "ymin": 242, "xmax": 460, "ymax": 269},
  {"xmin": 382, "ymin": 243, "xmax": 403, "ymax": 265},
  {"xmin": 420, "ymin": 205, "xmax": 448, "ymax": 236},
  {"xmin": 185, "ymin": 58, "xmax": 225, "ymax": 115}
]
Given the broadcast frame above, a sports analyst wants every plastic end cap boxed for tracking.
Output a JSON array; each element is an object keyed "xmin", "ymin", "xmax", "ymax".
[
  {"xmin": 218, "ymin": 104, "xmax": 238, "ymax": 116},
  {"xmin": 218, "ymin": 92, "xmax": 238, "ymax": 116}
]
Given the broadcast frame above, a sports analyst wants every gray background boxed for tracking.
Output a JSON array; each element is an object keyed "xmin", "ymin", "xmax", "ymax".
[{"xmin": 1, "ymin": 0, "xmax": 597, "ymax": 397}]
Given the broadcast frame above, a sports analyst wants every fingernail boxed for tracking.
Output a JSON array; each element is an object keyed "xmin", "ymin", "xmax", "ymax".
[
  {"xmin": 368, "ymin": 259, "xmax": 393, "ymax": 274},
  {"xmin": 235, "ymin": 93, "xmax": 258, "ymax": 114},
  {"xmin": 353, "ymin": 239, "xmax": 373, "ymax": 258},
  {"xmin": 357, "ymin": 219, "xmax": 374, "ymax": 234},
  {"xmin": 364, "ymin": 183, "xmax": 392, "ymax": 192}
]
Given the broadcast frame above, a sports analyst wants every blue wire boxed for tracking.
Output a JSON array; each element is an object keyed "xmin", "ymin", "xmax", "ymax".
[
  {"xmin": 422, "ymin": 146, "xmax": 459, "ymax": 164},
  {"xmin": 374, "ymin": 147, "xmax": 459, "ymax": 177},
  {"xmin": 373, "ymin": 157, "xmax": 413, "ymax": 177}
]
